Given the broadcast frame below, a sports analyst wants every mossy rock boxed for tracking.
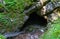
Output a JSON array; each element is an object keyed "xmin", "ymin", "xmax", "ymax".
[
  {"xmin": 0, "ymin": 0, "xmax": 36, "ymax": 34},
  {"xmin": 0, "ymin": 0, "xmax": 33, "ymax": 34},
  {"xmin": 0, "ymin": 13, "xmax": 25, "ymax": 33}
]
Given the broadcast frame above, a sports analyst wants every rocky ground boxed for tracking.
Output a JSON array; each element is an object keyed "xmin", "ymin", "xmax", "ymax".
[
  {"xmin": 12, "ymin": 30, "xmax": 43, "ymax": 39},
  {"xmin": 7, "ymin": 25, "xmax": 47, "ymax": 39}
]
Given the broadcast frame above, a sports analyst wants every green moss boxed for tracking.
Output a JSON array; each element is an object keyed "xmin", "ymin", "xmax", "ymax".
[
  {"xmin": 0, "ymin": 0, "xmax": 34, "ymax": 33},
  {"xmin": 40, "ymin": 18, "xmax": 60, "ymax": 39},
  {"xmin": 0, "ymin": 34, "xmax": 6, "ymax": 39},
  {"xmin": 51, "ymin": 0, "xmax": 60, "ymax": 3}
]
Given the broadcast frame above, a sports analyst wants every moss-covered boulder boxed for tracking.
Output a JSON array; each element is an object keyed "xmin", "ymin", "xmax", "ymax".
[{"xmin": 0, "ymin": 0, "xmax": 34, "ymax": 34}]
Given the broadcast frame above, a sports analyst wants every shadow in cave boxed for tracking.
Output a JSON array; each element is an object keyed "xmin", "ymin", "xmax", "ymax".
[{"xmin": 20, "ymin": 12, "xmax": 47, "ymax": 31}]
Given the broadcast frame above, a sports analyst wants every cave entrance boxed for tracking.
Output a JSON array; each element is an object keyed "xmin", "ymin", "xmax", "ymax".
[
  {"xmin": 20, "ymin": 12, "xmax": 48, "ymax": 32},
  {"xmin": 27, "ymin": 13, "xmax": 47, "ymax": 26}
]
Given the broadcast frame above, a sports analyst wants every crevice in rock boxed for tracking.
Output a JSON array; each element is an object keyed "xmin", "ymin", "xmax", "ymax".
[{"xmin": 20, "ymin": 12, "xmax": 47, "ymax": 31}]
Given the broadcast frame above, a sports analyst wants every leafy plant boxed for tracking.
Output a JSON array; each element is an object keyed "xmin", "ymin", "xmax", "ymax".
[
  {"xmin": 40, "ymin": 18, "xmax": 60, "ymax": 39},
  {"xmin": 0, "ymin": 34, "xmax": 6, "ymax": 39}
]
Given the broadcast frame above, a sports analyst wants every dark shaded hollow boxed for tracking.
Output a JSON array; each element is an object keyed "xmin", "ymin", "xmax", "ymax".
[
  {"xmin": 6, "ymin": 12, "xmax": 48, "ymax": 39},
  {"xmin": 20, "ymin": 12, "xmax": 47, "ymax": 31}
]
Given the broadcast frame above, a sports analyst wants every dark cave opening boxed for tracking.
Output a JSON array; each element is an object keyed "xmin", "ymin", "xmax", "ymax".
[
  {"xmin": 7, "ymin": 12, "xmax": 48, "ymax": 39},
  {"xmin": 20, "ymin": 12, "xmax": 47, "ymax": 31}
]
